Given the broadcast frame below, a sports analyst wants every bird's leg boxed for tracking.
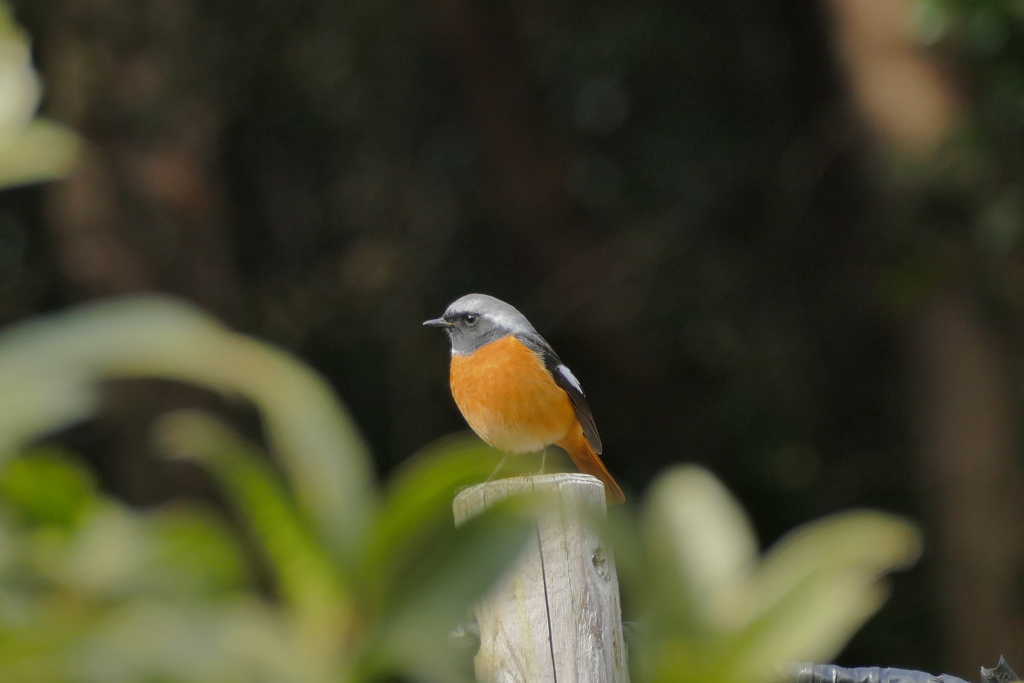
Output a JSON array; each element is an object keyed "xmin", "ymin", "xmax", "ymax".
[
  {"xmin": 538, "ymin": 446, "xmax": 548, "ymax": 474},
  {"xmin": 485, "ymin": 455, "xmax": 508, "ymax": 483}
]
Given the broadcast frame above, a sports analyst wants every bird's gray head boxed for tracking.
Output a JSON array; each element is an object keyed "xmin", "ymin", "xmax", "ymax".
[{"xmin": 423, "ymin": 293, "xmax": 538, "ymax": 355}]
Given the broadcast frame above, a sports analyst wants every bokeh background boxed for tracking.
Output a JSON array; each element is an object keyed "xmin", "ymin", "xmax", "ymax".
[{"xmin": 4, "ymin": 0, "xmax": 1024, "ymax": 677}]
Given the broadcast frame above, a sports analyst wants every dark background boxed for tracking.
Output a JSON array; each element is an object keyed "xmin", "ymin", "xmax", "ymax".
[{"xmin": 5, "ymin": 0, "xmax": 1024, "ymax": 676}]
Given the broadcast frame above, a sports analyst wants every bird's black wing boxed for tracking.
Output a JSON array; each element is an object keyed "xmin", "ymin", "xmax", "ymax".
[{"xmin": 517, "ymin": 333, "xmax": 603, "ymax": 454}]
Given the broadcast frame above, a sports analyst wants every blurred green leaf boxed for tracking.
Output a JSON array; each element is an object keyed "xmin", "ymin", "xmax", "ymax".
[
  {"xmin": 147, "ymin": 505, "xmax": 252, "ymax": 598},
  {"xmin": 156, "ymin": 410, "xmax": 352, "ymax": 654},
  {"xmin": 74, "ymin": 599, "xmax": 301, "ymax": 683},
  {"xmin": 57, "ymin": 503, "xmax": 149, "ymax": 598},
  {"xmin": 0, "ymin": 448, "xmax": 97, "ymax": 528},
  {"xmin": 643, "ymin": 465, "xmax": 758, "ymax": 634},
  {"xmin": 359, "ymin": 434, "xmax": 505, "ymax": 612},
  {"xmin": 726, "ymin": 568, "xmax": 888, "ymax": 682},
  {"xmin": 0, "ymin": 3, "xmax": 40, "ymax": 133},
  {"xmin": 751, "ymin": 511, "xmax": 923, "ymax": 612},
  {"xmin": 369, "ymin": 498, "xmax": 537, "ymax": 683},
  {"xmin": 0, "ymin": 377, "xmax": 98, "ymax": 464},
  {"xmin": 0, "ymin": 3, "xmax": 79, "ymax": 190},
  {"xmin": 722, "ymin": 512, "xmax": 922, "ymax": 677},
  {"xmin": 0, "ymin": 619, "xmax": 78, "ymax": 683},
  {"xmin": 352, "ymin": 435, "xmax": 540, "ymax": 682},
  {"xmin": 0, "ymin": 296, "xmax": 374, "ymax": 568},
  {"xmin": 0, "ymin": 120, "xmax": 79, "ymax": 189},
  {"xmin": 632, "ymin": 465, "xmax": 922, "ymax": 683}
]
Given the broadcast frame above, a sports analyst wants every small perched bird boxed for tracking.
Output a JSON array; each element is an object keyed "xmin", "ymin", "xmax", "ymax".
[{"xmin": 424, "ymin": 293, "xmax": 625, "ymax": 503}]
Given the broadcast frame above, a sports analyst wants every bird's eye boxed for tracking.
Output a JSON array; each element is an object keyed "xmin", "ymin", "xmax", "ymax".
[{"xmin": 464, "ymin": 314, "xmax": 478, "ymax": 325}]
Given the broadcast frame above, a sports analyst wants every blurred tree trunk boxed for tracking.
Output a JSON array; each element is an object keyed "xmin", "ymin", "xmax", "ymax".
[
  {"xmin": 36, "ymin": 0, "xmax": 243, "ymax": 504},
  {"xmin": 912, "ymin": 293, "xmax": 1024, "ymax": 671},
  {"xmin": 827, "ymin": 0, "xmax": 1024, "ymax": 672}
]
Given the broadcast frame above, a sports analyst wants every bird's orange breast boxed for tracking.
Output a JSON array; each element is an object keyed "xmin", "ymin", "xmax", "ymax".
[{"xmin": 450, "ymin": 335, "xmax": 576, "ymax": 453}]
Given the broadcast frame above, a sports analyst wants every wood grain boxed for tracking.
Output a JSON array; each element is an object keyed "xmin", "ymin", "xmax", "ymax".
[{"xmin": 453, "ymin": 473, "xmax": 630, "ymax": 683}]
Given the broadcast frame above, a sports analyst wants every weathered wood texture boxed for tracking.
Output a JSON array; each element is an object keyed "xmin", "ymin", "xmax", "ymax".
[{"xmin": 453, "ymin": 473, "xmax": 629, "ymax": 683}]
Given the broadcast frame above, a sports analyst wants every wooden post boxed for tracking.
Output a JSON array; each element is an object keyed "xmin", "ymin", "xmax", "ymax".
[{"xmin": 453, "ymin": 473, "xmax": 630, "ymax": 683}]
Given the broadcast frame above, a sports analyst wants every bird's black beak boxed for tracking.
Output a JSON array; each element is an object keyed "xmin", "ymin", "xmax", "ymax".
[{"xmin": 423, "ymin": 318, "xmax": 450, "ymax": 328}]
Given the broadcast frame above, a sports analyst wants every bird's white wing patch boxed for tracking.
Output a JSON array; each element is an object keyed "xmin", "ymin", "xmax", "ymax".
[{"xmin": 557, "ymin": 364, "xmax": 583, "ymax": 394}]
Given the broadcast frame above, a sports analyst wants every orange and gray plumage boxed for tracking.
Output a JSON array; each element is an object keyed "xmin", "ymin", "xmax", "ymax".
[{"xmin": 424, "ymin": 293, "xmax": 625, "ymax": 503}]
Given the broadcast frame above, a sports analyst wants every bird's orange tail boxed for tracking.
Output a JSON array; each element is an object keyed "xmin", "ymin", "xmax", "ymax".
[{"xmin": 557, "ymin": 427, "xmax": 625, "ymax": 504}]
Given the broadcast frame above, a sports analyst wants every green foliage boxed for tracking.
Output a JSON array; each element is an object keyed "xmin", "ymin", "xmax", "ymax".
[
  {"xmin": 0, "ymin": 297, "xmax": 538, "ymax": 683},
  {"xmin": 620, "ymin": 466, "xmax": 922, "ymax": 683},
  {"xmin": 0, "ymin": 448, "xmax": 97, "ymax": 528}
]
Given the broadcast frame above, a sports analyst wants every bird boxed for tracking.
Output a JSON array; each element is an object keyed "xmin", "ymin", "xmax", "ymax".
[{"xmin": 424, "ymin": 293, "xmax": 625, "ymax": 503}]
